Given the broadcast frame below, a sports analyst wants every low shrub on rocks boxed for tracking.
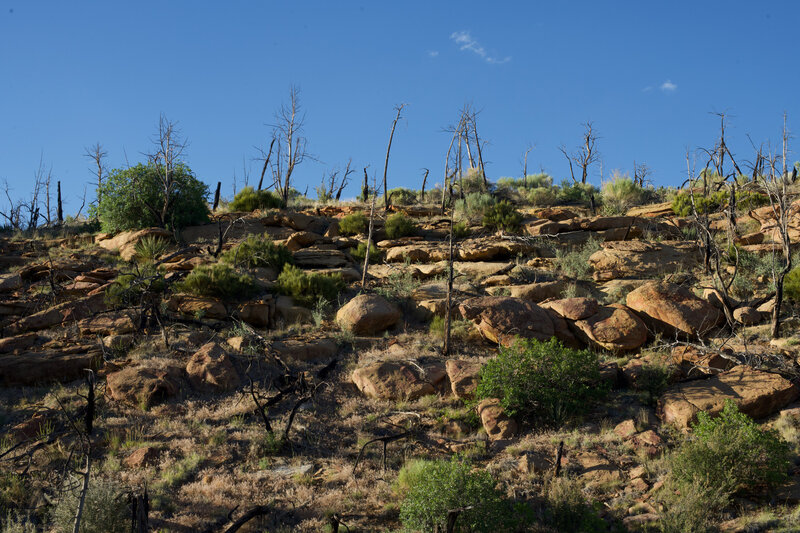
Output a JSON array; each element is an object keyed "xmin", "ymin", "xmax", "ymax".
[
  {"xmin": 384, "ymin": 212, "xmax": 417, "ymax": 239},
  {"xmin": 276, "ymin": 264, "xmax": 344, "ymax": 307},
  {"xmin": 229, "ymin": 186, "xmax": 284, "ymax": 212},
  {"xmin": 481, "ymin": 200, "xmax": 523, "ymax": 233},
  {"xmin": 220, "ymin": 234, "xmax": 293, "ymax": 271},
  {"xmin": 176, "ymin": 263, "xmax": 258, "ymax": 301}
]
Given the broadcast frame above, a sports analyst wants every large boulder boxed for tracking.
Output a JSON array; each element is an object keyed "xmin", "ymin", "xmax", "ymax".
[
  {"xmin": 459, "ymin": 296, "xmax": 554, "ymax": 347},
  {"xmin": 445, "ymin": 359, "xmax": 482, "ymax": 400},
  {"xmin": 540, "ymin": 297, "xmax": 599, "ymax": 320},
  {"xmin": 505, "ymin": 281, "xmax": 566, "ymax": 302},
  {"xmin": 572, "ymin": 304, "xmax": 648, "ymax": 352},
  {"xmin": 588, "ymin": 241, "xmax": 700, "ymax": 281},
  {"xmin": 626, "ymin": 281, "xmax": 723, "ymax": 337},
  {"xmin": 166, "ymin": 294, "xmax": 228, "ymax": 320},
  {"xmin": 186, "ymin": 342, "xmax": 240, "ymax": 393},
  {"xmin": 336, "ymin": 294, "xmax": 401, "ymax": 335},
  {"xmin": 7, "ymin": 293, "xmax": 107, "ymax": 334},
  {"xmin": 106, "ymin": 364, "xmax": 183, "ymax": 407},
  {"xmin": 658, "ymin": 366, "xmax": 800, "ymax": 430},
  {"xmin": 352, "ymin": 359, "xmax": 446, "ymax": 401},
  {"xmin": 0, "ymin": 349, "xmax": 102, "ymax": 386},
  {"xmin": 96, "ymin": 228, "xmax": 172, "ymax": 261},
  {"xmin": 477, "ymin": 398, "xmax": 518, "ymax": 441},
  {"xmin": 273, "ymin": 338, "xmax": 338, "ymax": 362},
  {"xmin": 0, "ymin": 273, "xmax": 22, "ymax": 292}
]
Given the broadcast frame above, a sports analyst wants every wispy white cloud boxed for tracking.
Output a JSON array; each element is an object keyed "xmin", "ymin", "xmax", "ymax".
[
  {"xmin": 660, "ymin": 79, "xmax": 677, "ymax": 92},
  {"xmin": 450, "ymin": 31, "xmax": 510, "ymax": 64},
  {"xmin": 427, "ymin": 50, "xmax": 439, "ymax": 58}
]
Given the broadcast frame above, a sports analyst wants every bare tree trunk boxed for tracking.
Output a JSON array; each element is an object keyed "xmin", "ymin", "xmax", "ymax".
[
  {"xmin": 257, "ymin": 138, "xmax": 275, "ymax": 191},
  {"xmin": 443, "ymin": 207, "xmax": 454, "ymax": 356},
  {"xmin": 57, "ymin": 181, "xmax": 63, "ymax": 224},
  {"xmin": 420, "ymin": 168, "xmax": 429, "ymax": 204},
  {"xmin": 383, "ymin": 104, "xmax": 405, "ymax": 211},
  {"xmin": 361, "ymin": 166, "xmax": 369, "ymax": 203},
  {"xmin": 72, "ymin": 454, "xmax": 91, "ymax": 533},
  {"xmin": 470, "ymin": 111, "xmax": 489, "ymax": 190},
  {"xmin": 213, "ymin": 181, "xmax": 221, "ymax": 211},
  {"xmin": 361, "ymin": 178, "xmax": 378, "ymax": 289}
]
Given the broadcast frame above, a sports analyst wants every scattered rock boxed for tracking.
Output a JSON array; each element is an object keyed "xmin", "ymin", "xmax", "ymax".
[
  {"xmin": 351, "ymin": 359, "xmax": 446, "ymax": 401},
  {"xmin": 124, "ymin": 446, "xmax": 162, "ymax": 469},
  {"xmin": 0, "ymin": 273, "xmax": 22, "ymax": 292},
  {"xmin": 106, "ymin": 364, "xmax": 183, "ymax": 407},
  {"xmin": 186, "ymin": 342, "xmax": 240, "ymax": 393},
  {"xmin": 336, "ymin": 294, "xmax": 401, "ymax": 335},
  {"xmin": 167, "ymin": 294, "xmax": 228, "ymax": 320},
  {"xmin": 8, "ymin": 293, "xmax": 107, "ymax": 334},
  {"xmin": 733, "ymin": 306, "xmax": 762, "ymax": 325},
  {"xmin": 626, "ymin": 281, "xmax": 723, "ymax": 337},
  {"xmin": 477, "ymin": 398, "xmax": 518, "ymax": 441},
  {"xmin": 614, "ymin": 419, "xmax": 638, "ymax": 438},
  {"xmin": 659, "ymin": 366, "xmax": 800, "ymax": 429},
  {"xmin": 273, "ymin": 338, "xmax": 338, "ymax": 362},
  {"xmin": 459, "ymin": 296, "xmax": 554, "ymax": 347},
  {"xmin": 0, "ymin": 349, "xmax": 102, "ymax": 386},
  {"xmin": 571, "ymin": 304, "xmax": 648, "ymax": 352},
  {"xmin": 445, "ymin": 359, "xmax": 482, "ymax": 400},
  {"xmin": 78, "ymin": 312, "xmax": 135, "ymax": 336}
]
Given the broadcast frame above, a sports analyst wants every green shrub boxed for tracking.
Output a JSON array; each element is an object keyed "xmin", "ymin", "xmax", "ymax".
[
  {"xmin": 176, "ymin": 263, "xmax": 258, "ymax": 300},
  {"xmin": 475, "ymin": 337, "xmax": 604, "ymax": 425},
  {"xmin": 51, "ymin": 479, "xmax": 129, "ymax": 533},
  {"xmin": 384, "ymin": 213, "xmax": 417, "ymax": 239},
  {"xmin": 454, "ymin": 192, "xmax": 495, "ymax": 222},
  {"xmin": 481, "ymin": 200, "xmax": 523, "ymax": 233},
  {"xmin": 97, "ymin": 163, "xmax": 209, "ymax": 232},
  {"xmin": 557, "ymin": 180, "xmax": 598, "ymax": 206},
  {"xmin": 785, "ymin": 266, "xmax": 800, "ymax": 302},
  {"xmin": 600, "ymin": 173, "xmax": 647, "ymax": 214},
  {"xmin": 133, "ymin": 235, "xmax": 170, "ymax": 263},
  {"xmin": 374, "ymin": 269, "xmax": 420, "ymax": 301},
  {"xmin": 671, "ymin": 190, "xmax": 727, "ymax": 217},
  {"xmin": 655, "ymin": 479, "xmax": 730, "ymax": 533},
  {"xmin": 276, "ymin": 264, "xmax": 344, "ymax": 307},
  {"xmin": 1, "ymin": 513, "xmax": 37, "ymax": 533},
  {"xmin": 526, "ymin": 186, "xmax": 558, "ymax": 206},
  {"xmin": 220, "ymin": 234, "xmax": 293, "ymax": 271},
  {"xmin": 497, "ymin": 173, "xmax": 553, "ymax": 190},
  {"xmin": 385, "ymin": 188, "xmax": 417, "ymax": 206},
  {"xmin": 398, "ymin": 458, "xmax": 523, "ymax": 533},
  {"xmin": 669, "ymin": 400, "xmax": 790, "ymax": 496},
  {"xmin": 338, "ymin": 212, "xmax": 367, "ymax": 236},
  {"xmin": 456, "ymin": 167, "xmax": 489, "ymax": 195},
  {"xmin": 349, "ymin": 242, "xmax": 382, "ymax": 264},
  {"xmin": 635, "ymin": 360, "xmax": 674, "ymax": 405},
  {"xmin": 543, "ymin": 477, "xmax": 605, "ymax": 532},
  {"xmin": 452, "ymin": 221, "xmax": 471, "ymax": 240},
  {"xmin": 554, "ymin": 238, "xmax": 601, "ymax": 280},
  {"xmin": 105, "ymin": 265, "xmax": 167, "ymax": 309},
  {"xmin": 229, "ymin": 186, "xmax": 284, "ymax": 212},
  {"xmin": 0, "ymin": 472, "xmax": 26, "ymax": 516}
]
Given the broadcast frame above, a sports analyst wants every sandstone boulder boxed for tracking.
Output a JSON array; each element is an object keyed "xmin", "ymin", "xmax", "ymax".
[
  {"xmin": 626, "ymin": 281, "xmax": 723, "ymax": 337},
  {"xmin": 445, "ymin": 359, "xmax": 482, "ymax": 400},
  {"xmin": 186, "ymin": 342, "xmax": 240, "ymax": 393},
  {"xmin": 96, "ymin": 228, "xmax": 172, "ymax": 261},
  {"xmin": 0, "ymin": 273, "xmax": 22, "ymax": 292},
  {"xmin": 506, "ymin": 281, "xmax": 567, "ymax": 302},
  {"xmin": 477, "ymin": 398, "xmax": 518, "ymax": 441},
  {"xmin": 540, "ymin": 297, "xmax": 599, "ymax": 320},
  {"xmin": 0, "ymin": 349, "xmax": 102, "ymax": 386},
  {"xmin": 459, "ymin": 296, "xmax": 554, "ymax": 347},
  {"xmin": 8, "ymin": 293, "xmax": 107, "ymax": 334},
  {"xmin": 352, "ymin": 359, "xmax": 446, "ymax": 401},
  {"xmin": 571, "ymin": 304, "xmax": 648, "ymax": 352},
  {"xmin": 658, "ymin": 366, "xmax": 799, "ymax": 429},
  {"xmin": 337, "ymin": 294, "xmax": 401, "ymax": 335},
  {"xmin": 589, "ymin": 241, "xmax": 700, "ymax": 281},
  {"xmin": 733, "ymin": 306, "xmax": 762, "ymax": 325},
  {"xmin": 273, "ymin": 338, "xmax": 338, "ymax": 362},
  {"xmin": 106, "ymin": 364, "xmax": 183, "ymax": 407},
  {"xmin": 166, "ymin": 294, "xmax": 228, "ymax": 320},
  {"xmin": 78, "ymin": 312, "xmax": 136, "ymax": 336}
]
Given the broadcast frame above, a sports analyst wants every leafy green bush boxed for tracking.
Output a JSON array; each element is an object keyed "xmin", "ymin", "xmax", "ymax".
[
  {"xmin": 452, "ymin": 221, "xmax": 471, "ymax": 240},
  {"xmin": 554, "ymin": 238, "xmax": 601, "ymax": 280},
  {"xmin": 276, "ymin": 264, "xmax": 344, "ymax": 307},
  {"xmin": 105, "ymin": 265, "xmax": 167, "ymax": 308},
  {"xmin": 220, "ymin": 234, "xmax": 293, "ymax": 271},
  {"xmin": 349, "ymin": 242, "xmax": 382, "ymax": 264},
  {"xmin": 669, "ymin": 400, "xmax": 790, "ymax": 496},
  {"xmin": 385, "ymin": 188, "xmax": 417, "ymax": 206},
  {"xmin": 384, "ymin": 213, "xmax": 417, "ymax": 239},
  {"xmin": 557, "ymin": 180, "xmax": 598, "ymax": 206},
  {"xmin": 133, "ymin": 235, "xmax": 170, "ymax": 263},
  {"xmin": 338, "ymin": 212, "xmax": 367, "ymax": 236},
  {"xmin": 51, "ymin": 479, "xmax": 129, "ymax": 533},
  {"xmin": 456, "ymin": 167, "xmax": 489, "ymax": 195},
  {"xmin": 785, "ymin": 266, "xmax": 800, "ymax": 302},
  {"xmin": 229, "ymin": 186, "xmax": 284, "ymax": 212},
  {"xmin": 176, "ymin": 263, "xmax": 258, "ymax": 300},
  {"xmin": 97, "ymin": 163, "xmax": 209, "ymax": 232},
  {"xmin": 475, "ymin": 338, "xmax": 604, "ymax": 425},
  {"xmin": 497, "ymin": 172, "xmax": 554, "ymax": 190},
  {"xmin": 481, "ymin": 200, "xmax": 523, "ymax": 233},
  {"xmin": 543, "ymin": 477, "xmax": 606, "ymax": 532},
  {"xmin": 454, "ymin": 192, "xmax": 495, "ymax": 222},
  {"xmin": 671, "ymin": 190, "xmax": 727, "ymax": 216},
  {"xmin": 600, "ymin": 173, "xmax": 647, "ymax": 214},
  {"xmin": 398, "ymin": 459, "xmax": 523, "ymax": 533},
  {"xmin": 655, "ymin": 479, "xmax": 730, "ymax": 533},
  {"xmin": 526, "ymin": 186, "xmax": 558, "ymax": 206}
]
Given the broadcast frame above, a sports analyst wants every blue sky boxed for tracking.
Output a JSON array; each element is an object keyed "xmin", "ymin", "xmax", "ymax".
[{"xmin": 1, "ymin": 1, "xmax": 799, "ymax": 214}]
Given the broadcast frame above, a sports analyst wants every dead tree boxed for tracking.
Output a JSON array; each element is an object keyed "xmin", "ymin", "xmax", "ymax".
[
  {"xmin": 318, "ymin": 159, "xmax": 354, "ymax": 202},
  {"xmin": 212, "ymin": 181, "xmax": 222, "ymax": 211},
  {"xmin": 469, "ymin": 109, "xmax": 489, "ymax": 189},
  {"xmin": 271, "ymin": 86, "xmax": 310, "ymax": 205},
  {"xmin": 420, "ymin": 168, "xmax": 430, "ymax": 203},
  {"xmin": 83, "ymin": 142, "xmax": 107, "ymax": 207},
  {"xmin": 145, "ymin": 114, "xmax": 188, "ymax": 229},
  {"xmin": 559, "ymin": 121, "xmax": 599, "ymax": 184},
  {"xmin": 383, "ymin": 104, "xmax": 406, "ymax": 210},
  {"xmin": 57, "ymin": 181, "xmax": 63, "ymax": 224},
  {"xmin": 361, "ymin": 176, "xmax": 380, "ymax": 289},
  {"xmin": 633, "ymin": 160, "xmax": 652, "ymax": 187},
  {"xmin": 522, "ymin": 144, "xmax": 534, "ymax": 180},
  {"xmin": 757, "ymin": 114, "xmax": 795, "ymax": 338},
  {"xmin": 256, "ymin": 137, "xmax": 276, "ymax": 191},
  {"xmin": 360, "ymin": 165, "xmax": 370, "ymax": 203}
]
